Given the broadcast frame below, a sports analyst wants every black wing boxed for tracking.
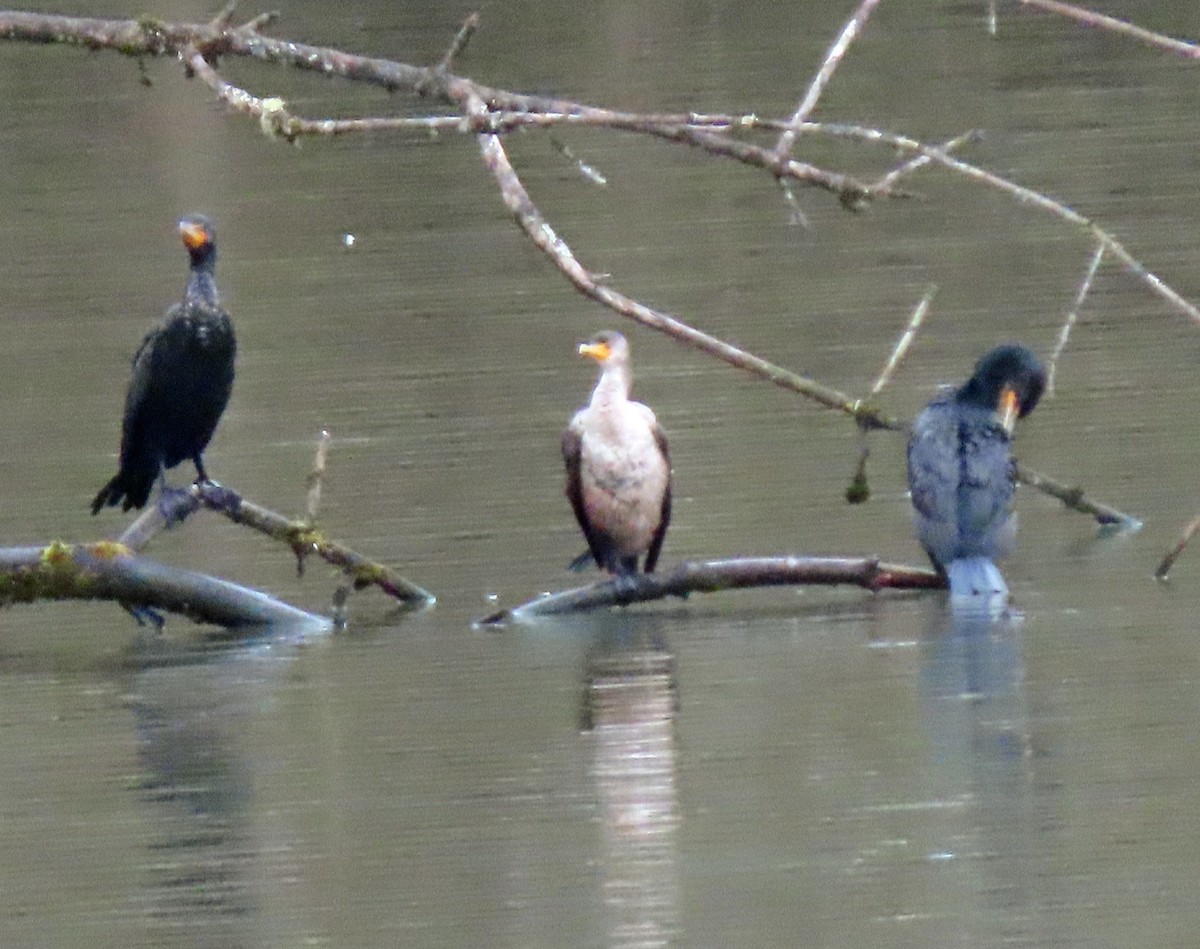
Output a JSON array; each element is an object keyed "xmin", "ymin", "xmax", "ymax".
[
  {"xmin": 562, "ymin": 423, "xmax": 606, "ymax": 570},
  {"xmin": 643, "ymin": 423, "xmax": 672, "ymax": 573}
]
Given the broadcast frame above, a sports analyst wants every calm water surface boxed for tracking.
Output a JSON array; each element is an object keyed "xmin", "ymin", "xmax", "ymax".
[{"xmin": 3, "ymin": 0, "xmax": 1200, "ymax": 945}]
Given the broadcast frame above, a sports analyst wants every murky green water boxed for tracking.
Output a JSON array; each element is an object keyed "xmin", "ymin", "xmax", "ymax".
[{"xmin": 3, "ymin": 0, "xmax": 1200, "ymax": 945}]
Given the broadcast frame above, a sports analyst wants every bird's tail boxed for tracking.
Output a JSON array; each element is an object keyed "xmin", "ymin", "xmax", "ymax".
[
  {"xmin": 90, "ymin": 470, "xmax": 154, "ymax": 515},
  {"xmin": 945, "ymin": 557, "xmax": 1008, "ymax": 599}
]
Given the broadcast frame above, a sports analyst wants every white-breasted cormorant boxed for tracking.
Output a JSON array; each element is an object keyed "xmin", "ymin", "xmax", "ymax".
[{"xmin": 563, "ymin": 331, "xmax": 672, "ymax": 576}]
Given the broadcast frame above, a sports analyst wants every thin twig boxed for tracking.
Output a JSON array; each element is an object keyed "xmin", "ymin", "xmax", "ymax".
[
  {"xmin": 1021, "ymin": 0, "xmax": 1200, "ymax": 59},
  {"xmin": 479, "ymin": 555, "xmax": 943, "ymax": 625},
  {"xmin": 802, "ymin": 121, "xmax": 1200, "ymax": 324},
  {"xmin": 1047, "ymin": 241, "xmax": 1105, "ymax": 396},
  {"xmin": 210, "ymin": 0, "xmax": 239, "ymax": 29},
  {"xmin": 779, "ymin": 181, "xmax": 811, "ymax": 227},
  {"xmin": 306, "ymin": 430, "xmax": 331, "ymax": 525},
  {"xmin": 774, "ymin": 0, "xmax": 884, "ymax": 157},
  {"xmin": 1155, "ymin": 515, "xmax": 1200, "ymax": 580},
  {"xmin": 438, "ymin": 11, "xmax": 479, "ymax": 73},
  {"xmin": 550, "ymin": 137, "xmax": 608, "ymax": 186},
  {"xmin": 869, "ymin": 129, "xmax": 982, "ymax": 193},
  {"xmin": 869, "ymin": 284, "xmax": 936, "ymax": 397}
]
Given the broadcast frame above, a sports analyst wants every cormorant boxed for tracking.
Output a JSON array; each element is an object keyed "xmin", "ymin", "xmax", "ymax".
[
  {"xmin": 563, "ymin": 331, "xmax": 672, "ymax": 576},
  {"xmin": 906, "ymin": 344, "xmax": 1045, "ymax": 597},
  {"xmin": 91, "ymin": 214, "xmax": 236, "ymax": 514}
]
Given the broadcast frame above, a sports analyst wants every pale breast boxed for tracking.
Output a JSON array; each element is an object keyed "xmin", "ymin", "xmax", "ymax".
[{"xmin": 574, "ymin": 402, "xmax": 669, "ymax": 556}]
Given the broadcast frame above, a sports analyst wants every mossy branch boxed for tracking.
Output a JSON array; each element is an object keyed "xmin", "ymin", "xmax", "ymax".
[
  {"xmin": 117, "ymin": 481, "xmax": 435, "ymax": 608},
  {"xmin": 0, "ymin": 542, "xmax": 327, "ymax": 630}
]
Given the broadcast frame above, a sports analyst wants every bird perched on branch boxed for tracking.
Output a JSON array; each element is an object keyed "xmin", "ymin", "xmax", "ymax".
[
  {"xmin": 906, "ymin": 344, "xmax": 1045, "ymax": 598},
  {"xmin": 563, "ymin": 331, "xmax": 672, "ymax": 577},
  {"xmin": 91, "ymin": 214, "xmax": 236, "ymax": 514}
]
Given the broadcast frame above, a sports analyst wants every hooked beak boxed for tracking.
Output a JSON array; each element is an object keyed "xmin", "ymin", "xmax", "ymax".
[
  {"xmin": 578, "ymin": 340, "xmax": 612, "ymax": 362},
  {"xmin": 179, "ymin": 219, "xmax": 210, "ymax": 251},
  {"xmin": 998, "ymin": 387, "xmax": 1020, "ymax": 435}
]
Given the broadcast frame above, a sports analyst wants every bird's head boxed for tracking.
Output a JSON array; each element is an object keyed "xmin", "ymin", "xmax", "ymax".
[
  {"xmin": 961, "ymin": 344, "xmax": 1046, "ymax": 433},
  {"xmin": 179, "ymin": 214, "xmax": 217, "ymax": 267},
  {"xmin": 578, "ymin": 330, "xmax": 629, "ymax": 368}
]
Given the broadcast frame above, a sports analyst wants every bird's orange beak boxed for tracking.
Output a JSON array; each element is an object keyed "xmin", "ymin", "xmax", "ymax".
[
  {"xmin": 579, "ymin": 340, "xmax": 612, "ymax": 362},
  {"xmin": 179, "ymin": 219, "xmax": 209, "ymax": 251},
  {"xmin": 999, "ymin": 386, "xmax": 1020, "ymax": 434}
]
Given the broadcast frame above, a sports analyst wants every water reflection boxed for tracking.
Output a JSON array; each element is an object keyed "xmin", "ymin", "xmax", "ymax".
[
  {"xmin": 126, "ymin": 640, "xmax": 297, "ymax": 947},
  {"xmin": 581, "ymin": 618, "xmax": 679, "ymax": 949},
  {"xmin": 918, "ymin": 601, "xmax": 1063, "ymax": 944}
]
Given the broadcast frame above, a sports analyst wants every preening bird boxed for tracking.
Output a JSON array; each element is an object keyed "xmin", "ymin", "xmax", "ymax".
[
  {"xmin": 563, "ymin": 331, "xmax": 672, "ymax": 576},
  {"xmin": 906, "ymin": 344, "xmax": 1045, "ymax": 598},
  {"xmin": 91, "ymin": 214, "xmax": 236, "ymax": 514}
]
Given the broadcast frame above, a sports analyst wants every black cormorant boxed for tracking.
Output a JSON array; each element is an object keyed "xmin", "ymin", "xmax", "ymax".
[
  {"xmin": 91, "ymin": 214, "xmax": 236, "ymax": 514},
  {"xmin": 906, "ymin": 344, "xmax": 1045, "ymax": 597}
]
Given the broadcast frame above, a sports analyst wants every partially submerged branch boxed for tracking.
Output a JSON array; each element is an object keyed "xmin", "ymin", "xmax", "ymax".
[
  {"xmin": 1015, "ymin": 465, "xmax": 1138, "ymax": 528},
  {"xmin": 480, "ymin": 555, "xmax": 943, "ymax": 625},
  {"xmin": 1155, "ymin": 515, "xmax": 1200, "ymax": 580},
  {"xmin": 0, "ymin": 542, "xmax": 327, "ymax": 631}
]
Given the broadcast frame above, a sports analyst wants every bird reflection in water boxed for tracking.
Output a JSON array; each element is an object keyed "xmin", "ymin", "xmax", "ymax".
[
  {"xmin": 127, "ymin": 643, "xmax": 289, "ymax": 943},
  {"xmin": 918, "ymin": 601, "xmax": 1064, "ymax": 943},
  {"xmin": 581, "ymin": 616, "xmax": 680, "ymax": 948}
]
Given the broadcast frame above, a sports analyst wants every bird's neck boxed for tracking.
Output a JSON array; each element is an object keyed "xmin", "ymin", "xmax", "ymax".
[
  {"xmin": 955, "ymin": 379, "xmax": 992, "ymax": 412},
  {"xmin": 185, "ymin": 266, "xmax": 220, "ymax": 307},
  {"xmin": 591, "ymin": 365, "xmax": 631, "ymax": 410}
]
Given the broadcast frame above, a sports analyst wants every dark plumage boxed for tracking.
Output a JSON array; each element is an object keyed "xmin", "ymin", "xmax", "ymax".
[
  {"xmin": 91, "ymin": 215, "xmax": 236, "ymax": 514},
  {"xmin": 563, "ymin": 331, "xmax": 672, "ymax": 576},
  {"xmin": 906, "ymin": 344, "xmax": 1045, "ymax": 597}
]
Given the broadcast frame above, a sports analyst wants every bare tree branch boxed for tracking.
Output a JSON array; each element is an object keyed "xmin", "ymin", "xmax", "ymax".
[
  {"xmin": 479, "ymin": 555, "xmax": 943, "ymax": 625},
  {"xmin": 1021, "ymin": 0, "xmax": 1200, "ymax": 59},
  {"xmin": 868, "ymin": 129, "xmax": 982, "ymax": 193},
  {"xmin": 0, "ymin": 9, "xmax": 1153, "ymax": 529},
  {"xmin": 775, "ymin": 0, "xmax": 884, "ymax": 154},
  {"xmin": 437, "ymin": 11, "xmax": 479, "ymax": 73},
  {"xmin": 1048, "ymin": 241, "xmax": 1105, "ymax": 396},
  {"xmin": 1156, "ymin": 515, "xmax": 1200, "ymax": 580},
  {"xmin": 305, "ymin": 430, "xmax": 331, "ymax": 526},
  {"xmin": 117, "ymin": 482, "xmax": 435, "ymax": 608},
  {"xmin": 870, "ymin": 285, "xmax": 935, "ymax": 398}
]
